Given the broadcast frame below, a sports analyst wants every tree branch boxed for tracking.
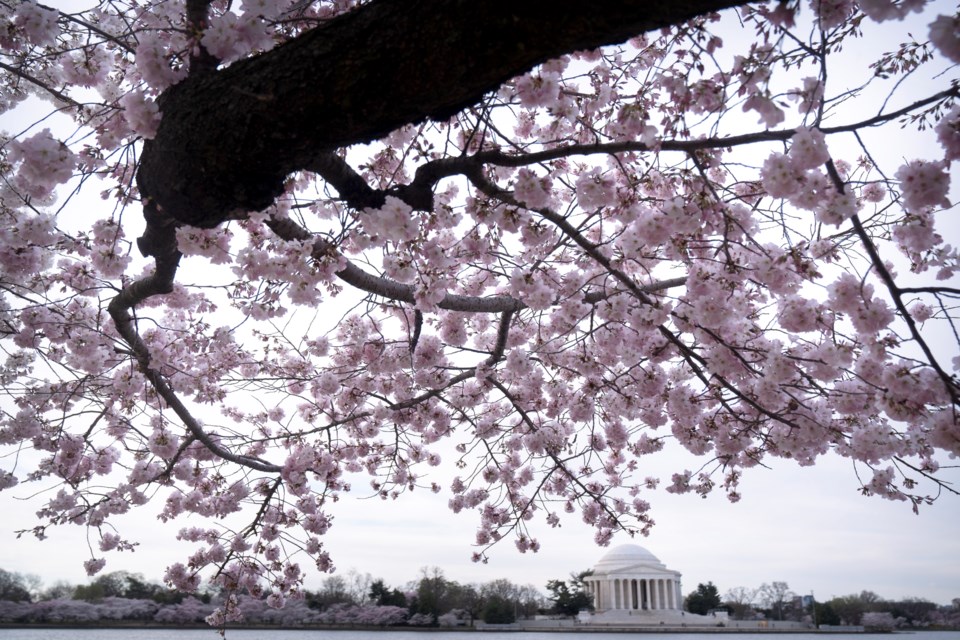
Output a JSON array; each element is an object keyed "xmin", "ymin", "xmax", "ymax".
[
  {"xmin": 308, "ymin": 86, "xmax": 956, "ymax": 217},
  {"xmin": 264, "ymin": 215, "xmax": 684, "ymax": 313},
  {"xmin": 137, "ymin": 0, "xmax": 745, "ymax": 228},
  {"xmin": 109, "ymin": 203, "xmax": 281, "ymax": 474},
  {"xmin": 823, "ymin": 160, "xmax": 959, "ymax": 404}
]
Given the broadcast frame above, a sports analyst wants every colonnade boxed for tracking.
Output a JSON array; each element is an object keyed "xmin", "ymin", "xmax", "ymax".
[{"xmin": 584, "ymin": 576, "xmax": 682, "ymax": 611}]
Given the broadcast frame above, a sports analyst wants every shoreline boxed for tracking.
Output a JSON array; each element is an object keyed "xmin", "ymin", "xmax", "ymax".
[{"xmin": 0, "ymin": 622, "xmax": 926, "ymax": 633}]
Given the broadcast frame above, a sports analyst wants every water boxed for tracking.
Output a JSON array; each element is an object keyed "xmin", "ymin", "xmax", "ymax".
[{"xmin": 0, "ymin": 630, "xmax": 958, "ymax": 640}]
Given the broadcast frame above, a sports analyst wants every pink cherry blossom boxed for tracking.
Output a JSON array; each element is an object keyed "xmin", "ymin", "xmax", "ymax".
[
  {"xmin": 858, "ymin": 0, "xmax": 924, "ymax": 21},
  {"xmin": 201, "ymin": 11, "xmax": 274, "ymax": 62},
  {"xmin": 514, "ymin": 72, "xmax": 562, "ymax": 109},
  {"xmin": 935, "ymin": 105, "xmax": 960, "ymax": 163},
  {"xmin": 83, "ymin": 558, "xmax": 107, "ymax": 576},
  {"xmin": 761, "ymin": 153, "xmax": 803, "ymax": 198},
  {"xmin": 789, "ymin": 127, "xmax": 830, "ymax": 170},
  {"xmin": 895, "ymin": 160, "xmax": 951, "ymax": 212},
  {"xmin": 134, "ymin": 31, "xmax": 188, "ymax": 90},
  {"xmin": 743, "ymin": 94, "xmax": 785, "ymax": 128},
  {"xmin": 360, "ymin": 196, "xmax": 419, "ymax": 243},
  {"xmin": 929, "ymin": 14, "xmax": 960, "ymax": 63},
  {"xmin": 811, "ymin": 0, "xmax": 856, "ymax": 29},
  {"xmin": 119, "ymin": 91, "xmax": 161, "ymax": 139},
  {"xmin": 514, "ymin": 168, "xmax": 554, "ymax": 209},
  {"xmin": 7, "ymin": 129, "xmax": 77, "ymax": 200},
  {"xmin": 575, "ymin": 167, "xmax": 618, "ymax": 210},
  {"xmin": 0, "ymin": 0, "xmax": 958, "ymax": 618},
  {"xmin": 14, "ymin": 2, "xmax": 59, "ymax": 46}
]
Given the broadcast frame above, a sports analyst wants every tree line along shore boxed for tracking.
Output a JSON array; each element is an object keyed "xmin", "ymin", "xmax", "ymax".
[{"xmin": 1, "ymin": 568, "xmax": 957, "ymax": 631}]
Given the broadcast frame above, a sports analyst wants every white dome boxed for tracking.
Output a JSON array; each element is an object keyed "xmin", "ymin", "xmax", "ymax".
[{"xmin": 593, "ymin": 544, "xmax": 667, "ymax": 574}]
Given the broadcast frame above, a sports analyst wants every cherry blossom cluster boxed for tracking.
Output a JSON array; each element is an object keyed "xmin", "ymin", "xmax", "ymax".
[{"xmin": 0, "ymin": 0, "xmax": 958, "ymax": 622}]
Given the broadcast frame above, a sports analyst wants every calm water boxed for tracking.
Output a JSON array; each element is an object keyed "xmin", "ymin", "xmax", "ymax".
[{"xmin": 0, "ymin": 630, "xmax": 959, "ymax": 640}]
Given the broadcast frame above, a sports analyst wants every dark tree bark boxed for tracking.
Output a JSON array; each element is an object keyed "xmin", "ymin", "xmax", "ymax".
[{"xmin": 137, "ymin": 0, "xmax": 745, "ymax": 230}]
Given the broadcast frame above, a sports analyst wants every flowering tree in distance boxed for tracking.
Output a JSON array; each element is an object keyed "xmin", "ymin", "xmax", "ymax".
[{"xmin": 1, "ymin": 0, "xmax": 959, "ymax": 622}]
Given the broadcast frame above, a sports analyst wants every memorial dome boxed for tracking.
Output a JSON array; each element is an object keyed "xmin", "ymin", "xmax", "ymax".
[{"xmin": 593, "ymin": 544, "xmax": 667, "ymax": 573}]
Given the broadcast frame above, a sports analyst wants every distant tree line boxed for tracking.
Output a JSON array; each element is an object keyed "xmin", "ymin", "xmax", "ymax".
[
  {"xmin": 11, "ymin": 566, "xmax": 951, "ymax": 630},
  {"xmin": 682, "ymin": 579, "xmax": 959, "ymax": 630},
  {"xmin": 0, "ymin": 566, "xmax": 589, "ymax": 627}
]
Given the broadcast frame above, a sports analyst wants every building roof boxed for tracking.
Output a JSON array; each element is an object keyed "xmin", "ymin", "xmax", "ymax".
[{"xmin": 591, "ymin": 544, "xmax": 679, "ymax": 577}]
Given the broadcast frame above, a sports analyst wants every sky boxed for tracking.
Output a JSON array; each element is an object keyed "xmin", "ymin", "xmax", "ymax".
[
  {"xmin": 0, "ymin": 0, "xmax": 959, "ymax": 611},
  {"xmin": 1, "ymin": 440, "xmax": 957, "ymax": 604}
]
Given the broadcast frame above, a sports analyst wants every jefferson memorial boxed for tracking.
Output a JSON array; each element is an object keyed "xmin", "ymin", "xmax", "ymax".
[
  {"xmin": 581, "ymin": 544, "xmax": 685, "ymax": 623},
  {"xmin": 509, "ymin": 543, "xmax": 809, "ymax": 630}
]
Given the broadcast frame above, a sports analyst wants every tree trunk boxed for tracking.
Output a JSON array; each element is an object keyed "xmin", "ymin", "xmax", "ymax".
[{"xmin": 137, "ymin": 0, "xmax": 743, "ymax": 228}]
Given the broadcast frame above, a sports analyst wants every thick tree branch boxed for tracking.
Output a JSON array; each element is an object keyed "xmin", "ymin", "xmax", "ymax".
[{"xmin": 137, "ymin": 0, "xmax": 744, "ymax": 228}]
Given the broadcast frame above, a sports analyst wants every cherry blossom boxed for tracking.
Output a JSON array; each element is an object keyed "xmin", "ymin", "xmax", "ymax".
[
  {"xmin": 7, "ymin": 129, "xmax": 77, "ymax": 200},
  {"xmin": 13, "ymin": 2, "xmax": 58, "ymax": 46},
  {"xmin": 811, "ymin": 0, "xmax": 856, "ymax": 30},
  {"xmin": 895, "ymin": 160, "xmax": 951, "ymax": 212},
  {"xmin": 0, "ymin": 0, "xmax": 957, "ymax": 624},
  {"xmin": 360, "ymin": 196, "xmax": 419, "ymax": 243},
  {"xmin": 936, "ymin": 105, "xmax": 960, "ymax": 162},
  {"xmin": 929, "ymin": 13, "xmax": 960, "ymax": 63},
  {"xmin": 119, "ymin": 91, "xmax": 161, "ymax": 139}
]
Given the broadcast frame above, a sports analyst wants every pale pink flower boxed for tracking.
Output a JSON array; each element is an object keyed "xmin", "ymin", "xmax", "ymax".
[
  {"xmin": 0, "ymin": 471, "xmax": 18, "ymax": 490},
  {"xmin": 622, "ymin": 211, "xmax": 670, "ymax": 252},
  {"xmin": 360, "ymin": 196, "xmax": 418, "ymax": 243},
  {"xmin": 575, "ymin": 168, "xmax": 617, "ymax": 209},
  {"xmin": 8, "ymin": 129, "xmax": 77, "ymax": 200},
  {"xmin": 816, "ymin": 189, "xmax": 858, "ymax": 226},
  {"xmin": 202, "ymin": 12, "xmax": 245, "ymax": 61},
  {"xmin": 241, "ymin": 0, "xmax": 291, "ymax": 19},
  {"xmin": 929, "ymin": 14, "xmax": 960, "ymax": 63},
  {"xmin": 892, "ymin": 213, "xmax": 940, "ymax": 255},
  {"xmin": 84, "ymin": 558, "xmax": 107, "ymax": 576},
  {"xmin": 858, "ymin": 0, "xmax": 920, "ymax": 21},
  {"xmin": 743, "ymin": 94, "xmax": 785, "ymax": 128},
  {"xmin": 176, "ymin": 227, "xmax": 234, "ymax": 263},
  {"xmin": 61, "ymin": 47, "xmax": 113, "ymax": 88},
  {"xmin": 689, "ymin": 78, "xmax": 725, "ymax": 114},
  {"xmin": 761, "ymin": 153, "xmax": 803, "ymax": 198},
  {"xmin": 761, "ymin": 1, "xmax": 797, "ymax": 27},
  {"xmin": 851, "ymin": 297, "xmax": 894, "ymax": 333},
  {"xmin": 789, "ymin": 77, "xmax": 824, "ymax": 115},
  {"xmin": 514, "ymin": 72, "xmax": 561, "ymax": 109},
  {"xmin": 778, "ymin": 295, "xmax": 821, "ymax": 332},
  {"xmin": 98, "ymin": 533, "xmax": 121, "ymax": 551},
  {"xmin": 895, "ymin": 160, "xmax": 950, "ymax": 212},
  {"xmin": 135, "ymin": 32, "xmax": 187, "ymax": 90},
  {"xmin": 935, "ymin": 105, "xmax": 960, "ymax": 163},
  {"xmin": 164, "ymin": 563, "xmax": 201, "ymax": 592},
  {"xmin": 909, "ymin": 301, "xmax": 934, "ymax": 322},
  {"xmin": 514, "ymin": 168, "xmax": 553, "ymax": 209},
  {"xmin": 14, "ymin": 2, "xmax": 59, "ymax": 46},
  {"xmin": 119, "ymin": 90, "xmax": 161, "ymax": 139},
  {"xmin": 789, "ymin": 127, "xmax": 830, "ymax": 170},
  {"xmin": 862, "ymin": 182, "xmax": 887, "ymax": 203},
  {"xmin": 608, "ymin": 106, "xmax": 658, "ymax": 144},
  {"xmin": 148, "ymin": 426, "xmax": 181, "ymax": 459},
  {"xmin": 811, "ymin": 0, "xmax": 856, "ymax": 29}
]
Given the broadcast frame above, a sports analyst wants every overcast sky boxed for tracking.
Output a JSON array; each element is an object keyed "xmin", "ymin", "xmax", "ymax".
[{"xmin": 2, "ymin": 440, "xmax": 958, "ymax": 604}]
